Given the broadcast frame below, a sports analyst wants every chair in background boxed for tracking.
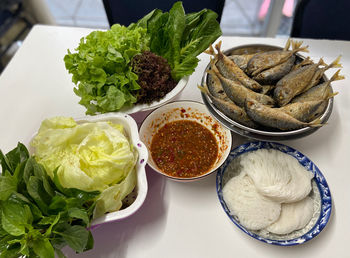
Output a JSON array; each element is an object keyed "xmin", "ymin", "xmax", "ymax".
[
  {"xmin": 0, "ymin": 0, "xmax": 32, "ymax": 72},
  {"xmin": 102, "ymin": 0, "xmax": 225, "ymax": 27},
  {"xmin": 290, "ymin": 0, "xmax": 350, "ymax": 40}
]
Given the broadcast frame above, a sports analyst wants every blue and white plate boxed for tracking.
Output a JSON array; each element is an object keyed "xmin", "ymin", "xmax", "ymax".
[{"xmin": 216, "ymin": 141, "xmax": 332, "ymax": 246}]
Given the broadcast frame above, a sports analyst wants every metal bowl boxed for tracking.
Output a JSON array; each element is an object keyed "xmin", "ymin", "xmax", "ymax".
[{"xmin": 201, "ymin": 44, "xmax": 334, "ymax": 141}]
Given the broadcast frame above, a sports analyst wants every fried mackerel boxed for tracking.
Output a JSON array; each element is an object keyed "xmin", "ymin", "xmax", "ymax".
[
  {"xmin": 274, "ymin": 56, "xmax": 342, "ymax": 106},
  {"xmin": 246, "ymin": 39, "xmax": 309, "ymax": 76},
  {"xmin": 245, "ymin": 99, "xmax": 322, "ymax": 130},
  {"xmin": 205, "ymin": 42, "xmax": 262, "ymax": 92},
  {"xmin": 253, "ymin": 54, "xmax": 295, "ymax": 84},
  {"xmin": 228, "ymin": 54, "xmax": 255, "ymax": 70},
  {"xmin": 199, "ymin": 83, "xmax": 257, "ymax": 128},
  {"xmin": 209, "ymin": 59, "xmax": 275, "ymax": 107},
  {"xmin": 292, "ymin": 69, "xmax": 343, "ymax": 103},
  {"xmin": 278, "ymin": 100, "xmax": 328, "ymax": 122}
]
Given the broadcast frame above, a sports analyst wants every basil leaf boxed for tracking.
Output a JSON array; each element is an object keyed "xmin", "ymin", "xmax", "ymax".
[
  {"xmin": 7, "ymin": 192, "xmax": 42, "ymax": 221},
  {"xmin": 55, "ymin": 248, "xmax": 67, "ymax": 258},
  {"xmin": 84, "ymin": 230, "xmax": 94, "ymax": 252},
  {"xmin": 0, "ymin": 175, "xmax": 17, "ymax": 201},
  {"xmin": 32, "ymin": 238, "xmax": 55, "ymax": 258},
  {"xmin": 27, "ymin": 176, "xmax": 50, "ymax": 214},
  {"xmin": 35, "ymin": 163, "xmax": 55, "ymax": 197},
  {"xmin": 0, "ymin": 243, "xmax": 21, "ymax": 258},
  {"xmin": 1, "ymin": 212, "xmax": 25, "ymax": 236},
  {"xmin": 5, "ymin": 143, "xmax": 29, "ymax": 173},
  {"xmin": 44, "ymin": 213, "xmax": 60, "ymax": 237},
  {"xmin": 68, "ymin": 208, "xmax": 89, "ymax": 226},
  {"xmin": 0, "ymin": 150, "xmax": 12, "ymax": 174},
  {"xmin": 23, "ymin": 157, "xmax": 36, "ymax": 184},
  {"xmin": 1, "ymin": 201, "xmax": 32, "ymax": 236},
  {"xmin": 0, "ymin": 234, "xmax": 17, "ymax": 252},
  {"xmin": 55, "ymin": 225, "xmax": 89, "ymax": 253},
  {"xmin": 48, "ymin": 195, "xmax": 67, "ymax": 213}
]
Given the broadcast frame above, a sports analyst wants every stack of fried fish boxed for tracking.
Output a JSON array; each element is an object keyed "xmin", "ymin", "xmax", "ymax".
[{"xmin": 200, "ymin": 39, "xmax": 344, "ymax": 131}]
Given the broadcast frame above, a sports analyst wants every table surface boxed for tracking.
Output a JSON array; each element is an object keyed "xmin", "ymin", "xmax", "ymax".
[{"xmin": 1, "ymin": 25, "xmax": 349, "ymax": 258}]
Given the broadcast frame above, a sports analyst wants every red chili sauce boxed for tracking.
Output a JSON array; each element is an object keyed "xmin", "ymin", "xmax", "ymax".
[{"xmin": 150, "ymin": 120, "xmax": 218, "ymax": 178}]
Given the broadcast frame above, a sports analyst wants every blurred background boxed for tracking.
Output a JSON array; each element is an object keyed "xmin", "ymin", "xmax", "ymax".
[{"xmin": 0, "ymin": 0, "xmax": 297, "ymax": 73}]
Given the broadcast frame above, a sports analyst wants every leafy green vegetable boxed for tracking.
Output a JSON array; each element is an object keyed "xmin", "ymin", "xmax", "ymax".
[
  {"xmin": 133, "ymin": 1, "xmax": 222, "ymax": 81},
  {"xmin": 31, "ymin": 116, "xmax": 138, "ymax": 217},
  {"xmin": 0, "ymin": 143, "xmax": 100, "ymax": 257},
  {"xmin": 55, "ymin": 225, "xmax": 90, "ymax": 253},
  {"xmin": 64, "ymin": 24, "xmax": 150, "ymax": 115},
  {"xmin": 64, "ymin": 1, "xmax": 221, "ymax": 114}
]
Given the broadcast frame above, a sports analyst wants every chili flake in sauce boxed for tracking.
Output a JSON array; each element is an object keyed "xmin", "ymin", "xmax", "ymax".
[{"xmin": 150, "ymin": 120, "xmax": 218, "ymax": 178}]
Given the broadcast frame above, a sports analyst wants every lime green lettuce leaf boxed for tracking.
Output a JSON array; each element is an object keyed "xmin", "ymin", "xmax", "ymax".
[
  {"xmin": 64, "ymin": 25, "xmax": 150, "ymax": 115},
  {"xmin": 31, "ymin": 117, "xmax": 138, "ymax": 217}
]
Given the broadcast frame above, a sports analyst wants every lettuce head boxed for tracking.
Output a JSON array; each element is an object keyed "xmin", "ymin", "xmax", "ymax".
[{"xmin": 31, "ymin": 116, "xmax": 138, "ymax": 217}]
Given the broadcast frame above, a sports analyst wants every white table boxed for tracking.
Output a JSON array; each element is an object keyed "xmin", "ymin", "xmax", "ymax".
[{"xmin": 1, "ymin": 25, "xmax": 349, "ymax": 258}]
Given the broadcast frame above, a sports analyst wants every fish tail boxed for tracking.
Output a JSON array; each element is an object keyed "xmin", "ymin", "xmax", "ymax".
[
  {"xmin": 198, "ymin": 84, "xmax": 209, "ymax": 94},
  {"xmin": 214, "ymin": 41, "xmax": 222, "ymax": 53},
  {"xmin": 207, "ymin": 68, "xmax": 216, "ymax": 77},
  {"xmin": 326, "ymin": 55, "xmax": 342, "ymax": 70},
  {"xmin": 327, "ymin": 91, "xmax": 338, "ymax": 99},
  {"xmin": 292, "ymin": 44, "xmax": 309, "ymax": 54},
  {"xmin": 284, "ymin": 38, "xmax": 291, "ymax": 50},
  {"xmin": 204, "ymin": 45, "xmax": 215, "ymax": 56},
  {"xmin": 329, "ymin": 69, "xmax": 345, "ymax": 82},
  {"xmin": 214, "ymin": 41, "xmax": 225, "ymax": 63},
  {"xmin": 307, "ymin": 117, "xmax": 324, "ymax": 127},
  {"xmin": 292, "ymin": 57, "xmax": 313, "ymax": 71},
  {"xmin": 317, "ymin": 58, "xmax": 327, "ymax": 67},
  {"xmin": 291, "ymin": 40, "xmax": 303, "ymax": 50}
]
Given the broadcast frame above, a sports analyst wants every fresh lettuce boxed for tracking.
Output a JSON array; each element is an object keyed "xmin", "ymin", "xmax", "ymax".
[
  {"xmin": 64, "ymin": 2, "xmax": 221, "ymax": 114},
  {"xmin": 31, "ymin": 117, "xmax": 138, "ymax": 217},
  {"xmin": 132, "ymin": 1, "xmax": 222, "ymax": 81},
  {"xmin": 64, "ymin": 25, "xmax": 150, "ymax": 115}
]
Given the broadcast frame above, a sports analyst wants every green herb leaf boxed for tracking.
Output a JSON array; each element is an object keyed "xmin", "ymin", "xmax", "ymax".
[
  {"xmin": 0, "ymin": 150, "xmax": 12, "ymax": 174},
  {"xmin": 55, "ymin": 248, "xmax": 67, "ymax": 258},
  {"xmin": 55, "ymin": 225, "xmax": 89, "ymax": 253},
  {"xmin": 68, "ymin": 207, "xmax": 89, "ymax": 226},
  {"xmin": 1, "ymin": 200, "xmax": 32, "ymax": 236},
  {"xmin": 32, "ymin": 238, "xmax": 55, "ymax": 258},
  {"xmin": 0, "ymin": 175, "xmax": 17, "ymax": 201},
  {"xmin": 48, "ymin": 195, "xmax": 67, "ymax": 213},
  {"xmin": 44, "ymin": 213, "xmax": 60, "ymax": 237},
  {"xmin": 84, "ymin": 230, "xmax": 94, "ymax": 252},
  {"xmin": 5, "ymin": 143, "xmax": 29, "ymax": 173},
  {"xmin": 7, "ymin": 192, "xmax": 42, "ymax": 221},
  {"xmin": 0, "ymin": 244, "xmax": 21, "ymax": 258},
  {"xmin": 27, "ymin": 176, "xmax": 50, "ymax": 214}
]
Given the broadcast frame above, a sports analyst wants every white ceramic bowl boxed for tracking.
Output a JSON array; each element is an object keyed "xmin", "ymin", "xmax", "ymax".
[
  {"xmin": 119, "ymin": 76, "xmax": 189, "ymax": 114},
  {"xmin": 29, "ymin": 113, "xmax": 148, "ymax": 227},
  {"xmin": 139, "ymin": 100, "xmax": 232, "ymax": 181}
]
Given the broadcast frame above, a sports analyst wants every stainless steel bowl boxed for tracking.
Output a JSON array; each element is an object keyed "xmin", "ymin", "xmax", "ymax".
[{"xmin": 201, "ymin": 44, "xmax": 333, "ymax": 141}]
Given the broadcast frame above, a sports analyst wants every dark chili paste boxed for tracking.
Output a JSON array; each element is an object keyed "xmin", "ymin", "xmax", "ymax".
[{"xmin": 150, "ymin": 120, "xmax": 218, "ymax": 178}]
